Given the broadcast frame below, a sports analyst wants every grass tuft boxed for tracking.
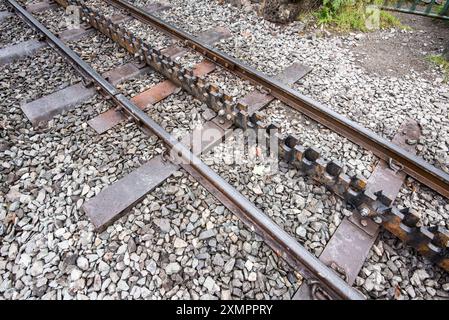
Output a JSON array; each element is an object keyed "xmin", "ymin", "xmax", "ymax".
[
  {"xmin": 427, "ymin": 54, "xmax": 449, "ymax": 82},
  {"xmin": 313, "ymin": 0, "xmax": 408, "ymax": 32},
  {"xmin": 379, "ymin": 11, "xmax": 406, "ymax": 29}
]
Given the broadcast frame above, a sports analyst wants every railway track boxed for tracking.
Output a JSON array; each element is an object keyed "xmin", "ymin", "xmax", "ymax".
[
  {"xmin": 104, "ymin": 0, "xmax": 449, "ymax": 201},
  {"xmin": 2, "ymin": 0, "xmax": 448, "ymax": 300}
]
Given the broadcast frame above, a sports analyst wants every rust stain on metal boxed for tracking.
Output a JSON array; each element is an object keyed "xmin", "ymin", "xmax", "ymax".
[
  {"xmin": 161, "ymin": 45, "xmax": 187, "ymax": 59},
  {"xmin": 131, "ymin": 80, "xmax": 179, "ymax": 109},
  {"xmin": 318, "ymin": 219, "xmax": 380, "ymax": 286},
  {"xmin": 192, "ymin": 60, "xmax": 216, "ymax": 76},
  {"xmin": 142, "ymin": 3, "xmax": 171, "ymax": 14},
  {"xmin": 109, "ymin": 13, "xmax": 131, "ymax": 24},
  {"xmin": 84, "ymin": 114, "xmax": 226, "ymax": 231},
  {"xmin": 58, "ymin": 26, "xmax": 93, "ymax": 42},
  {"xmin": 87, "ymin": 108, "xmax": 124, "ymax": 134},
  {"xmin": 348, "ymin": 215, "xmax": 378, "ymax": 237},
  {"xmin": 88, "ymin": 61, "xmax": 215, "ymax": 134},
  {"xmin": 180, "ymin": 121, "xmax": 225, "ymax": 154}
]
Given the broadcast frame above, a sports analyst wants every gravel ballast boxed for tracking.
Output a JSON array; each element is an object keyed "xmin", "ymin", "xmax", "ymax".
[
  {"xmin": 0, "ymin": 14, "xmax": 38, "ymax": 50},
  {"xmin": 1, "ymin": 0, "xmax": 448, "ymax": 301},
  {"xmin": 0, "ymin": 2, "xmax": 301, "ymax": 300}
]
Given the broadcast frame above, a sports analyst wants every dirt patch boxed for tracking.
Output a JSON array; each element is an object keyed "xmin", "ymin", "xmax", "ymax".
[{"xmin": 348, "ymin": 12, "xmax": 449, "ymax": 79}]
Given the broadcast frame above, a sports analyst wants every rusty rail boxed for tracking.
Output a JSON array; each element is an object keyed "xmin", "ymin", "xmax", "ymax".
[
  {"xmin": 6, "ymin": 0, "xmax": 366, "ymax": 300},
  {"xmin": 61, "ymin": 0, "xmax": 449, "ymax": 272},
  {"xmin": 103, "ymin": 0, "xmax": 449, "ymax": 200}
]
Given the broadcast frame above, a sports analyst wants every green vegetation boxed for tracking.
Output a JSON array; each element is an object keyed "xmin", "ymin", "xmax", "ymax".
[
  {"xmin": 427, "ymin": 54, "xmax": 449, "ymax": 82},
  {"xmin": 379, "ymin": 10, "xmax": 403, "ymax": 29},
  {"xmin": 313, "ymin": 0, "xmax": 407, "ymax": 31},
  {"xmin": 434, "ymin": 3, "xmax": 445, "ymax": 14}
]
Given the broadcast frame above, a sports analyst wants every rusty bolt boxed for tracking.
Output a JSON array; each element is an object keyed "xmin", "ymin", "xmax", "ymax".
[
  {"xmin": 373, "ymin": 216, "xmax": 383, "ymax": 224},
  {"xmin": 360, "ymin": 207, "xmax": 370, "ymax": 217}
]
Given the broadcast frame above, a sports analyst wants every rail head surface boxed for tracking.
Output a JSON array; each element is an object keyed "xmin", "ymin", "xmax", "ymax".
[
  {"xmin": 6, "ymin": 0, "xmax": 366, "ymax": 300},
  {"xmin": 106, "ymin": 0, "xmax": 449, "ymax": 199}
]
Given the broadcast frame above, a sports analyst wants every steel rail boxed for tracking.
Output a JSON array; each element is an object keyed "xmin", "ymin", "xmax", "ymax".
[
  {"xmin": 6, "ymin": 0, "xmax": 365, "ymax": 300},
  {"xmin": 105, "ymin": 0, "xmax": 449, "ymax": 199},
  {"xmin": 382, "ymin": 6, "xmax": 449, "ymax": 20}
]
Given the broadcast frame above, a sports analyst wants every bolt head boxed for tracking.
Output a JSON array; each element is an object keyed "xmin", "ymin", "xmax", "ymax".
[{"xmin": 360, "ymin": 207, "xmax": 370, "ymax": 217}]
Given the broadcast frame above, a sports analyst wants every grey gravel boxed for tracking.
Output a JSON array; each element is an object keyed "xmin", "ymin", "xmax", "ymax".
[
  {"xmin": 33, "ymin": 6, "xmax": 70, "ymax": 35},
  {"xmin": 165, "ymin": 262, "xmax": 181, "ymax": 275},
  {"xmin": 2, "ymin": 0, "xmax": 448, "ymax": 301},
  {"xmin": 356, "ymin": 232, "xmax": 449, "ymax": 300},
  {"xmin": 0, "ymin": 15, "xmax": 38, "ymax": 49},
  {"xmin": 66, "ymin": 33, "xmax": 134, "ymax": 74}
]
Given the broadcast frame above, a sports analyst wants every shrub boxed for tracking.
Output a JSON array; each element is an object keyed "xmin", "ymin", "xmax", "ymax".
[{"xmin": 315, "ymin": 0, "xmax": 405, "ymax": 31}]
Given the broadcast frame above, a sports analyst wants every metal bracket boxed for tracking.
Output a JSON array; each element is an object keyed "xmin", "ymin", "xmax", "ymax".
[
  {"xmin": 348, "ymin": 213, "xmax": 379, "ymax": 237},
  {"xmin": 388, "ymin": 158, "xmax": 404, "ymax": 174}
]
